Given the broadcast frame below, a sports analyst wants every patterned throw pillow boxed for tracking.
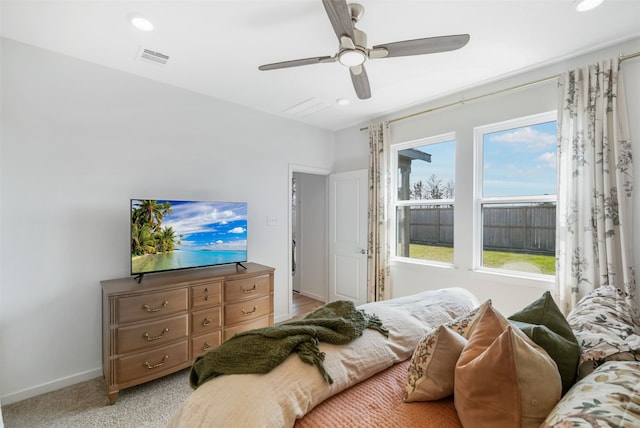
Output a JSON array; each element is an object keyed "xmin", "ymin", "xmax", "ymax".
[
  {"xmin": 402, "ymin": 324, "xmax": 467, "ymax": 402},
  {"xmin": 403, "ymin": 300, "xmax": 491, "ymax": 401},
  {"xmin": 541, "ymin": 361, "xmax": 640, "ymax": 428},
  {"xmin": 567, "ymin": 286, "xmax": 640, "ymax": 378},
  {"xmin": 454, "ymin": 305, "xmax": 561, "ymax": 428}
]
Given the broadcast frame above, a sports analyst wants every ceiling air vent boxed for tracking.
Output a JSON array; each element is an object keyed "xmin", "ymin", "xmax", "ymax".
[
  {"xmin": 136, "ymin": 47, "xmax": 169, "ymax": 65},
  {"xmin": 283, "ymin": 98, "xmax": 331, "ymax": 116}
]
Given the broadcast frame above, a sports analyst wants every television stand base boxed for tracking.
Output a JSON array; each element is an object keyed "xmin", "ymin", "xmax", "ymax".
[
  {"xmin": 236, "ymin": 262, "xmax": 247, "ymax": 270},
  {"xmin": 133, "ymin": 273, "xmax": 144, "ymax": 284}
]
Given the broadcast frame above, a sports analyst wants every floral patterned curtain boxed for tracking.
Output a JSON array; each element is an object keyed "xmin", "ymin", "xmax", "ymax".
[
  {"xmin": 367, "ymin": 122, "xmax": 392, "ymax": 302},
  {"xmin": 556, "ymin": 57, "xmax": 636, "ymax": 313}
]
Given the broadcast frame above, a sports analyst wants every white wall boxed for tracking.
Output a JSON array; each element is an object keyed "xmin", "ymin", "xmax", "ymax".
[
  {"xmin": 335, "ymin": 37, "xmax": 640, "ymax": 316},
  {"xmin": 0, "ymin": 38, "xmax": 335, "ymax": 403}
]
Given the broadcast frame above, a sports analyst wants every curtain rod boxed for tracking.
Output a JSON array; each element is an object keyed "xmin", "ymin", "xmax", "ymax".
[{"xmin": 360, "ymin": 49, "xmax": 640, "ymax": 132}]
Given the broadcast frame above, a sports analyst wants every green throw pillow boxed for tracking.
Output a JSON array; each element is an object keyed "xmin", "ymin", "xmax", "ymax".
[{"xmin": 508, "ymin": 291, "xmax": 580, "ymax": 394}]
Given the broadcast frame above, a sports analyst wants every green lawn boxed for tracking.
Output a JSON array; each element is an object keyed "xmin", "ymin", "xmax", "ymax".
[{"xmin": 409, "ymin": 244, "xmax": 555, "ymax": 275}]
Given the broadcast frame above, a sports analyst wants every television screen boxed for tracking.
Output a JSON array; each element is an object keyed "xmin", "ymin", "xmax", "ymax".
[{"xmin": 131, "ymin": 199, "xmax": 247, "ymax": 276}]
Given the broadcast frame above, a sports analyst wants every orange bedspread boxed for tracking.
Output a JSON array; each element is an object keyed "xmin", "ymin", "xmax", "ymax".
[{"xmin": 295, "ymin": 359, "xmax": 462, "ymax": 428}]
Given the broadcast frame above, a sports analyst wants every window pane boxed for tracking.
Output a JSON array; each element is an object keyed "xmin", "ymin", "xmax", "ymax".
[
  {"xmin": 481, "ymin": 202, "xmax": 556, "ymax": 274},
  {"xmin": 397, "ymin": 140, "xmax": 455, "ymax": 201},
  {"xmin": 396, "ymin": 204, "xmax": 454, "ymax": 263},
  {"xmin": 483, "ymin": 121, "xmax": 556, "ymax": 197}
]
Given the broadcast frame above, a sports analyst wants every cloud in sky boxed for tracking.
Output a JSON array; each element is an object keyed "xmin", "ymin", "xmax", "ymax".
[
  {"xmin": 144, "ymin": 200, "xmax": 249, "ymax": 251},
  {"xmin": 162, "ymin": 201, "xmax": 247, "ymax": 236},
  {"xmin": 490, "ymin": 126, "xmax": 556, "ymax": 151},
  {"xmin": 208, "ymin": 240, "xmax": 247, "ymax": 251},
  {"xmin": 537, "ymin": 151, "xmax": 556, "ymax": 169}
]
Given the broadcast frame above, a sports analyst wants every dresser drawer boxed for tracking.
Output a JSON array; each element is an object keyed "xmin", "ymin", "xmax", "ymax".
[
  {"xmin": 224, "ymin": 316, "xmax": 270, "ymax": 341},
  {"xmin": 191, "ymin": 282, "xmax": 222, "ymax": 311},
  {"xmin": 117, "ymin": 314, "xmax": 188, "ymax": 354},
  {"xmin": 225, "ymin": 295, "xmax": 271, "ymax": 326},
  {"xmin": 191, "ymin": 331, "xmax": 222, "ymax": 358},
  {"xmin": 117, "ymin": 340, "xmax": 189, "ymax": 384},
  {"xmin": 117, "ymin": 288, "xmax": 188, "ymax": 324},
  {"xmin": 224, "ymin": 275, "xmax": 270, "ymax": 302},
  {"xmin": 192, "ymin": 307, "xmax": 222, "ymax": 335}
]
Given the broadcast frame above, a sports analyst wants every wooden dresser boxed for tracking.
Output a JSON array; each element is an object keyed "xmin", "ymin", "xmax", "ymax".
[{"xmin": 101, "ymin": 262, "xmax": 274, "ymax": 404}]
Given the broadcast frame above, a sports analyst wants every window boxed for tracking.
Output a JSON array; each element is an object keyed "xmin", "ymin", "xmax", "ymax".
[
  {"xmin": 474, "ymin": 112, "xmax": 557, "ymax": 276},
  {"xmin": 392, "ymin": 133, "xmax": 455, "ymax": 264}
]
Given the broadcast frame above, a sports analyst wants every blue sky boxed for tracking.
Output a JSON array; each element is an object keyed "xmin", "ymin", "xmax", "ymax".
[
  {"xmin": 483, "ymin": 121, "xmax": 557, "ymax": 197},
  {"xmin": 158, "ymin": 200, "xmax": 247, "ymax": 251},
  {"xmin": 407, "ymin": 120, "xmax": 556, "ymax": 198}
]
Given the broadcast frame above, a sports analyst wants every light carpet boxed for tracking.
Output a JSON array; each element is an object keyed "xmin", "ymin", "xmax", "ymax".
[{"xmin": 1, "ymin": 369, "xmax": 192, "ymax": 428}]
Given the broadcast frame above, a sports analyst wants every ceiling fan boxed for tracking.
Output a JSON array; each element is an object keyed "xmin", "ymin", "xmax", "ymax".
[{"xmin": 258, "ymin": 0, "xmax": 470, "ymax": 100}]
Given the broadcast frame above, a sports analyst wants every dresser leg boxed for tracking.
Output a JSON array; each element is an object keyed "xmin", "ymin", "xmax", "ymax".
[{"xmin": 108, "ymin": 391, "xmax": 119, "ymax": 405}]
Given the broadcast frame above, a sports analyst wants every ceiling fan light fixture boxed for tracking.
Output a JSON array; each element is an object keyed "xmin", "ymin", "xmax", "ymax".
[
  {"xmin": 574, "ymin": 0, "xmax": 604, "ymax": 12},
  {"xmin": 338, "ymin": 49, "xmax": 366, "ymax": 67}
]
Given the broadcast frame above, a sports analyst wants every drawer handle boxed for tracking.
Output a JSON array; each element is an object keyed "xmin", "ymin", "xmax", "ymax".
[
  {"xmin": 204, "ymin": 295, "xmax": 210, "ymax": 301},
  {"xmin": 241, "ymin": 306, "xmax": 258, "ymax": 316},
  {"xmin": 204, "ymin": 287, "xmax": 209, "ymax": 292},
  {"xmin": 141, "ymin": 301, "xmax": 168, "ymax": 312},
  {"xmin": 144, "ymin": 355, "xmax": 169, "ymax": 369},
  {"xmin": 202, "ymin": 342, "xmax": 212, "ymax": 351},
  {"xmin": 143, "ymin": 328, "xmax": 169, "ymax": 341},
  {"xmin": 202, "ymin": 317, "xmax": 212, "ymax": 326},
  {"xmin": 241, "ymin": 284, "xmax": 257, "ymax": 294}
]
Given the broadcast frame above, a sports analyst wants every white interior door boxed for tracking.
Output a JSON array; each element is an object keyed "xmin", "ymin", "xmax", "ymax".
[{"xmin": 329, "ymin": 169, "xmax": 368, "ymax": 306}]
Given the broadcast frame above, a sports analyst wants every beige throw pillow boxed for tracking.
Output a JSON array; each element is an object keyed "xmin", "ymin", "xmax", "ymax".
[{"xmin": 454, "ymin": 305, "xmax": 561, "ymax": 428}]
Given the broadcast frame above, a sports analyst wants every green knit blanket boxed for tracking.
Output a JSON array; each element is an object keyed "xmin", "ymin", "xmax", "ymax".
[{"xmin": 189, "ymin": 300, "xmax": 388, "ymax": 389}]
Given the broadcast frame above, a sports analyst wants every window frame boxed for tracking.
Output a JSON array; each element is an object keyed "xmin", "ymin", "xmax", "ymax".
[
  {"xmin": 472, "ymin": 110, "xmax": 557, "ymax": 278},
  {"xmin": 390, "ymin": 132, "xmax": 456, "ymax": 266}
]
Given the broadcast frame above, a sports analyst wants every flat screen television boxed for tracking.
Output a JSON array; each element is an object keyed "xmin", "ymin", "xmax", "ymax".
[{"xmin": 131, "ymin": 199, "xmax": 247, "ymax": 281}]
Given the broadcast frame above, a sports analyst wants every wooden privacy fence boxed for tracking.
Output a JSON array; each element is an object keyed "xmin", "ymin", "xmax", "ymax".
[{"xmin": 408, "ymin": 205, "xmax": 556, "ymax": 255}]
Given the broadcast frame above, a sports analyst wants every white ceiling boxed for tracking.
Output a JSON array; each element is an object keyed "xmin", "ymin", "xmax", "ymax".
[{"xmin": 2, "ymin": 0, "xmax": 640, "ymax": 131}]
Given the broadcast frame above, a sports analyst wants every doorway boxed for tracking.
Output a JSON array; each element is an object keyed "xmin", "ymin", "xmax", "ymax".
[{"xmin": 288, "ymin": 166, "xmax": 330, "ymax": 318}]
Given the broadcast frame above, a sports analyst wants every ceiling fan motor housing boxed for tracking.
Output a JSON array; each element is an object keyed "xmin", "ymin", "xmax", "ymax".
[{"xmin": 338, "ymin": 27, "xmax": 367, "ymax": 66}]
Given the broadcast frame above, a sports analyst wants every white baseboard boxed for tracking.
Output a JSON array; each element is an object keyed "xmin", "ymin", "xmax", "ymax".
[
  {"xmin": 274, "ymin": 313, "xmax": 290, "ymax": 323},
  {"xmin": 1, "ymin": 367, "xmax": 102, "ymax": 405}
]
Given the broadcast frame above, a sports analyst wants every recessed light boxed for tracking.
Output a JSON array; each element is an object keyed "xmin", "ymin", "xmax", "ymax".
[
  {"xmin": 130, "ymin": 14, "xmax": 154, "ymax": 31},
  {"xmin": 575, "ymin": 0, "xmax": 604, "ymax": 12},
  {"xmin": 336, "ymin": 98, "xmax": 350, "ymax": 106}
]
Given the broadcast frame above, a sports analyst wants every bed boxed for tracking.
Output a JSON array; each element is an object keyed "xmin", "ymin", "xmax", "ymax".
[
  {"xmin": 167, "ymin": 288, "xmax": 478, "ymax": 427},
  {"xmin": 169, "ymin": 285, "xmax": 640, "ymax": 428}
]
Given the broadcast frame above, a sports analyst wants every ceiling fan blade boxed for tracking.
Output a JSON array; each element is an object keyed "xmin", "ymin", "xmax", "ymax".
[
  {"xmin": 350, "ymin": 65, "xmax": 371, "ymax": 99},
  {"xmin": 259, "ymin": 56, "xmax": 335, "ymax": 71},
  {"xmin": 373, "ymin": 34, "xmax": 470, "ymax": 58},
  {"xmin": 322, "ymin": 0, "xmax": 354, "ymax": 41}
]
